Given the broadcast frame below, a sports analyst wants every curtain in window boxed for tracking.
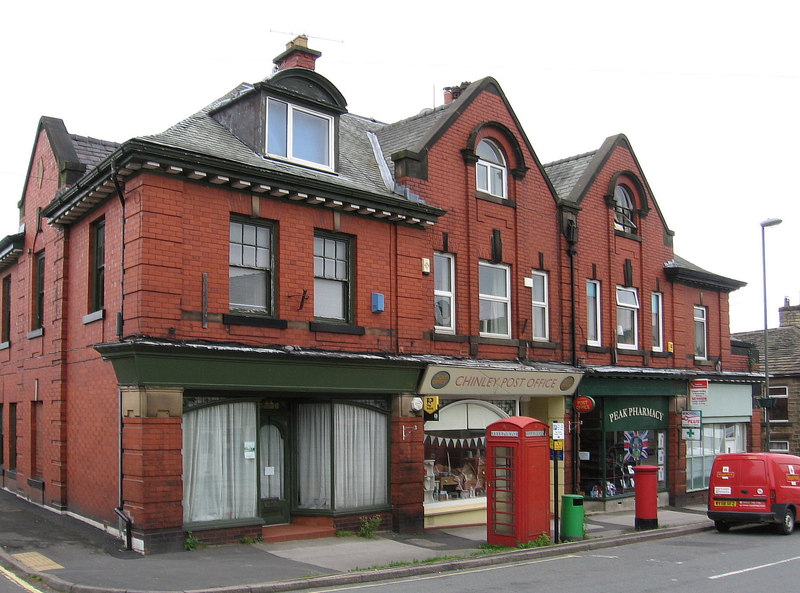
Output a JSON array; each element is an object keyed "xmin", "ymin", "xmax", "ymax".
[
  {"xmin": 182, "ymin": 402, "xmax": 258, "ymax": 523},
  {"xmin": 298, "ymin": 403, "xmax": 331, "ymax": 509},
  {"xmin": 260, "ymin": 424, "xmax": 284, "ymax": 500},
  {"xmin": 334, "ymin": 404, "xmax": 388, "ymax": 509}
]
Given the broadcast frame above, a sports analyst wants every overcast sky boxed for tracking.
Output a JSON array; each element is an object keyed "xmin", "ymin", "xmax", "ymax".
[{"xmin": 1, "ymin": 0, "xmax": 797, "ymax": 334}]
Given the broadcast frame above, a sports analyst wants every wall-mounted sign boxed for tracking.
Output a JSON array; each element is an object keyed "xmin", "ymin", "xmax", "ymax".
[
  {"xmin": 419, "ymin": 365, "xmax": 582, "ymax": 396},
  {"xmin": 690, "ymin": 379, "xmax": 709, "ymax": 407},
  {"xmin": 681, "ymin": 410, "xmax": 702, "ymax": 428},
  {"xmin": 573, "ymin": 395, "xmax": 596, "ymax": 413}
]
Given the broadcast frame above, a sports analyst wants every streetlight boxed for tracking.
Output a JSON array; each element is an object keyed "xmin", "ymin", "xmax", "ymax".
[{"xmin": 760, "ymin": 217, "xmax": 782, "ymax": 452}]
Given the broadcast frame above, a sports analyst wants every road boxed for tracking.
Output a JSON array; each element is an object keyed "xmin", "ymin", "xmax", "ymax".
[
  {"xmin": 0, "ymin": 567, "xmax": 53, "ymax": 593},
  {"xmin": 304, "ymin": 525, "xmax": 798, "ymax": 593}
]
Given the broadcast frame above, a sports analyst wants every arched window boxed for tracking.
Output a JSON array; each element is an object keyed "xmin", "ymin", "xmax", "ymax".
[
  {"xmin": 476, "ymin": 139, "xmax": 507, "ymax": 198},
  {"xmin": 613, "ymin": 185, "xmax": 637, "ymax": 233}
]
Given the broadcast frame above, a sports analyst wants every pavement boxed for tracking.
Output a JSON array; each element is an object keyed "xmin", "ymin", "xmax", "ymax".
[{"xmin": 0, "ymin": 489, "xmax": 713, "ymax": 593}]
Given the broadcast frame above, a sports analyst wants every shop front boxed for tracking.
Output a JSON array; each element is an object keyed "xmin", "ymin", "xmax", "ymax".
[
  {"xmin": 682, "ymin": 380, "xmax": 756, "ymax": 500},
  {"xmin": 417, "ymin": 362, "xmax": 582, "ymax": 527},
  {"xmin": 576, "ymin": 374, "xmax": 681, "ymax": 512}
]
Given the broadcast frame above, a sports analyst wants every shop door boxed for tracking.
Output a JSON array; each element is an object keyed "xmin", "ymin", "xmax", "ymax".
[{"xmin": 259, "ymin": 413, "xmax": 290, "ymax": 525}]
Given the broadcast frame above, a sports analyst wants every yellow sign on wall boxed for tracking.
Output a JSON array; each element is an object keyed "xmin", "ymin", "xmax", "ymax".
[{"xmin": 424, "ymin": 396, "xmax": 439, "ymax": 414}]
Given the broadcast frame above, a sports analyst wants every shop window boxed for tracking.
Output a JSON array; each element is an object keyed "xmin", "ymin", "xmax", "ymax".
[
  {"xmin": 314, "ymin": 233, "xmax": 351, "ymax": 322},
  {"xmin": 651, "ymin": 292, "xmax": 663, "ymax": 352},
  {"xmin": 475, "ymin": 139, "xmax": 507, "ymax": 198},
  {"xmin": 297, "ymin": 401, "xmax": 388, "ymax": 510},
  {"xmin": 33, "ymin": 251, "xmax": 45, "ymax": 331},
  {"xmin": 531, "ymin": 270, "xmax": 548, "ymax": 341},
  {"xmin": 90, "ymin": 217, "xmax": 105, "ymax": 313},
  {"xmin": 183, "ymin": 401, "xmax": 259, "ymax": 524},
  {"xmin": 769, "ymin": 386, "xmax": 789, "ymax": 422},
  {"xmin": 686, "ymin": 423, "xmax": 747, "ymax": 491},
  {"xmin": 479, "ymin": 262, "xmax": 510, "ymax": 338},
  {"xmin": 423, "ymin": 400, "xmax": 512, "ymax": 502},
  {"xmin": 1, "ymin": 275, "xmax": 10, "ymax": 344},
  {"xmin": 616, "ymin": 286, "xmax": 639, "ymax": 349},
  {"xmin": 693, "ymin": 306, "xmax": 707, "ymax": 359},
  {"xmin": 229, "ymin": 219, "xmax": 274, "ymax": 314},
  {"xmin": 266, "ymin": 98, "xmax": 333, "ymax": 170},
  {"xmin": 613, "ymin": 185, "xmax": 637, "ymax": 233},
  {"xmin": 586, "ymin": 280, "xmax": 601, "ymax": 346},
  {"xmin": 434, "ymin": 252, "xmax": 455, "ymax": 333}
]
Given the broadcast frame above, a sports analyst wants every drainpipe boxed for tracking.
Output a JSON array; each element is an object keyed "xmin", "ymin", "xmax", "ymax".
[
  {"xmin": 111, "ymin": 163, "xmax": 132, "ymax": 550},
  {"xmin": 565, "ymin": 218, "xmax": 579, "ymax": 493}
]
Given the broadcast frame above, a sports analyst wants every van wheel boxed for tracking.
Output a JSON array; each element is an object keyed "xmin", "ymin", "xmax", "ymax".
[
  {"xmin": 714, "ymin": 520, "xmax": 731, "ymax": 533},
  {"xmin": 778, "ymin": 509, "xmax": 795, "ymax": 535}
]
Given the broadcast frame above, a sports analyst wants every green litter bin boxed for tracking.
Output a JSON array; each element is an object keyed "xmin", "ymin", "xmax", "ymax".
[{"xmin": 560, "ymin": 494, "xmax": 584, "ymax": 541}]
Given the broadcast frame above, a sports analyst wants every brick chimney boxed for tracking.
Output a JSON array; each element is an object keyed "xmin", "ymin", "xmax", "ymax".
[
  {"xmin": 779, "ymin": 297, "xmax": 800, "ymax": 328},
  {"xmin": 273, "ymin": 35, "xmax": 321, "ymax": 71},
  {"xmin": 443, "ymin": 82, "xmax": 472, "ymax": 104}
]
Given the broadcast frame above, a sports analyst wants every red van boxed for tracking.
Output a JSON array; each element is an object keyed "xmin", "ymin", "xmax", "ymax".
[{"xmin": 707, "ymin": 452, "xmax": 800, "ymax": 535}]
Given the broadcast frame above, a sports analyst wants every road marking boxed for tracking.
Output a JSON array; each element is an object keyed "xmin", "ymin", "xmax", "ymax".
[
  {"xmin": 305, "ymin": 555, "xmax": 581, "ymax": 591},
  {"xmin": 0, "ymin": 565, "xmax": 48, "ymax": 593},
  {"xmin": 10, "ymin": 552, "xmax": 63, "ymax": 571},
  {"xmin": 709, "ymin": 555, "xmax": 800, "ymax": 579}
]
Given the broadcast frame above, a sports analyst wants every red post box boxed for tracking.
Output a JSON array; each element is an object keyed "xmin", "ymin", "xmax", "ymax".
[
  {"xmin": 633, "ymin": 465, "xmax": 659, "ymax": 530},
  {"xmin": 486, "ymin": 416, "xmax": 550, "ymax": 546}
]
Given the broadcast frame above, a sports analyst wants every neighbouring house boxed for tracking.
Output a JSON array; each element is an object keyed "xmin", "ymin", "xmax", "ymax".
[
  {"xmin": 734, "ymin": 298, "xmax": 800, "ymax": 455},
  {"xmin": 0, "ymin": 36, "xmax": 759, "ymax": 553}
]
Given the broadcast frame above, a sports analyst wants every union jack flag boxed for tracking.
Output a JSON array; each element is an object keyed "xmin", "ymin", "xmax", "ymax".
[{"xmin": 624, "ymin": 431, "xmax": 649, "ymax": 461}]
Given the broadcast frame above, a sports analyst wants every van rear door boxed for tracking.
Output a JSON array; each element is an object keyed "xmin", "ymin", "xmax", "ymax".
[{"xmin": 711, "ymin": 456, "xmax": 770, "ymax": 512}]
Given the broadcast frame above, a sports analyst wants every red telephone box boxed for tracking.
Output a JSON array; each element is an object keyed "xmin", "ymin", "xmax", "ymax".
[{"xmin": 486, "ymin": 416, "xmax": 550, "ymax": 546}]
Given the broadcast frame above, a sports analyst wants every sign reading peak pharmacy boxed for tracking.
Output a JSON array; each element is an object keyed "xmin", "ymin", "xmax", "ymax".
[{"xmin": 419, "ymin": 365, "xmax": 582, "ymax": 397}]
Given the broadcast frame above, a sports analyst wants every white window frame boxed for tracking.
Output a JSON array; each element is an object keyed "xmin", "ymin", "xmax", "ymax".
[
  {"xmin": 616, "ymin": 286, "xmax": 639, "ymax": 350},
  {"xmin": 479, "ymin": 262, "xmax": 511, "ymax": 339},
  {"xmin": 769, "ymin": 440, "xmax": 790, "ymax": 453},
  {"xmin": 531, "ymin": 270, "xmax": 549, "ymax": 341},
  {"xmin": 693, "ymin": 305, "xmax": 707, "ymax": 359},
  {"xmin": 768, "ymin": 386, "xmax": 789, "ymax": 423},
  {"xmin": 651, "ymin": 292, "xmax": 663, "ymax": 352},
  {"xmin": 475, "ymin": 139, "xmax": 507, "ymax": 199},
  {"xmin": 613, "ymin": 185, "xmax": 637, "ymax": 233},
  {"xmin": 314, "ymin": 234, "xmax": 350, "ymax": 322},
  {"xmin": 229, "ymin": 219, "xmax": 273, "ymax": 314},
  {"xmin": 266, "ymin": 98, "xmax": 334, "ymax": 171},
  {"xmin": 587, "ymin": 280, "xmax": 601, "ymax": 347},
  {"xmin": 434, "ymin": 252, "xmax": 455, "ymax": 334}
]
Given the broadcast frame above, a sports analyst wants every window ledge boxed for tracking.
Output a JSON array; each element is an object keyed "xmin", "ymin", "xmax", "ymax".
[
  {"xmin": 530, "ymin": 340, "xmax": 558, "ymax": 349},
  {"xmin": 27, "ymin": 328, "xmax": 43, "ymax": 340},
  {"xmin": 0, "ymin": 341, "xmax": 8, "ymax": 351},
  {"xmin": 184, "ymin": 517, "xmax": 264, "ymax": 532},
  {"xmin": 6, "ymin": 470, "xmax": 17, "ymax": 480},
  {"xmin": 476, "ymin": 192, "xmax": 516, "ymax": 207},
  {"xmin": 429, "ymin": 332, "xmax": 469, "ymax": 343},
  {"xmin": 309, "ymin": 321, "xmax": 365, "ymax": 335},
  {"xmin": 27, "ymin": 477, "xmax": 44, "ymax": 491},
  {"xmin": 651, "ymin": 350, "xmax": 672, "ymax": 358},
  {"xmin": 614, "ymin": 230, "xmax": 642, "ymax": 242},
  {"xmin": 223, "ymin": 313, "xmax": 288, "ymax": 329},
  {"xmin": 82, "ymin": 309, "xmax": 105, "ymax": 325},
  {"xmin": 584, "ymin": 344, "xmax": 610, "ymax": 354},
  {"xmin": 616, "ymin": 347, "xmax": 646, "ymax": 357},
  {"xmin": 693, "ymin": 357, "xmax": 714, "ymax": 367}
]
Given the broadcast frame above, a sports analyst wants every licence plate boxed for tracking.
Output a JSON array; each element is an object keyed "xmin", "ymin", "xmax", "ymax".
[{"xmin": 714, "ymin": 500, "xmax": 737, "ymax": 507}]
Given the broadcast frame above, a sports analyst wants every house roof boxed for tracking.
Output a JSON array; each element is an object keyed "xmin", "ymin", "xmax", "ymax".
[
  {"xmin": 733, "ymin": 325, "xmax": 800, "ymax": 376},
  {"xmin": 41, "ymin": 69, "xmax": 445, "ymax": 227},
  {"xmin": 543, "ymin": 151, "xmax": 596, "ymax": 202},
  {"xmin": 664, "ymin": 255, "xmax": 746, "ymax": 292}
]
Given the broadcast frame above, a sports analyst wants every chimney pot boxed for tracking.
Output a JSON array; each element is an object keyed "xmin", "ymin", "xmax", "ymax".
[{"xmin": 273, "ymin": 35, "xmax": 322, "ymax": 72}]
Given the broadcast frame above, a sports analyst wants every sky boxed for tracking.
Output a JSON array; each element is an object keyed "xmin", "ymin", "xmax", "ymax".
[{"xmin": 1, "ymin": 0, "xmax": 797, "ymax": 334}]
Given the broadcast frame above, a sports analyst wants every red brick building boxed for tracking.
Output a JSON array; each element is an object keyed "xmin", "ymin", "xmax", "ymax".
[{"xmin": 0, "ymin": 37, "xmax": 759, "ymax": 552}]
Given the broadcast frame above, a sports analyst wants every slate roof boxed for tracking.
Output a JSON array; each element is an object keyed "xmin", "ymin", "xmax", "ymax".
[
  {"xmin": 70, "ymin": 135, "xmax": 119, "ymax": 170},
  {"xmin": 543, "ymin": 151, "xmax": 596, "ymax": 201},
  {"xmin": 664, "ymin": 255, "xmax": 745, "ymax": 292},
  {"xmin": 733, "ymin": 325, "xmax": 800, "ymax": 376},
  {"xmin": 375, "ymin": 103, "xmax": 456, "ymax": 163}
]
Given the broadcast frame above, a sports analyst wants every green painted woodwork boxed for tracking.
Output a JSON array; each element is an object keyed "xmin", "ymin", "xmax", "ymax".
[
  {"xmin": 96, "ymin": 341, "xmax": 424, "ymax": 393},
  {"xmin": 578, "ymin": 376, "xmax": 685, "ymax": 397}
]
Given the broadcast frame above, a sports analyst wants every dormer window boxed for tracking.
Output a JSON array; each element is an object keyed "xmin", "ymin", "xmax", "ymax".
[
  {"xmin": 613, "ymin": 185, "xmax": 637, "ymax": 233},
  {"xmin": 476, "ymin": 139, "xmax": 507, "ymax": 198},
  {"xmin": 267, "ymin": 98, "xmax": 333, "ymax": 170}
]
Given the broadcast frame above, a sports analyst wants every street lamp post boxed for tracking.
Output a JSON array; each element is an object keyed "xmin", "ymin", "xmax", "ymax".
[{"xmin": 761, "ymin": 217, "xmax": 782, "ymax": 452}]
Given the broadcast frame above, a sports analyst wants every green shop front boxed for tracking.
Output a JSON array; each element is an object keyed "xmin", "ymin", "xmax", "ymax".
[
  {"xmin": 576, "ymin": 373, "xmax": 682, "ymax": 510},
  {"xmin": 97, "ymin": 339, "xmax": 427, "ymax": 553}
]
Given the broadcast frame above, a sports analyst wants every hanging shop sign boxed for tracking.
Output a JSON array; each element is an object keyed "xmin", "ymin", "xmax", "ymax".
[
  {"xmin": 419, "ymin": 365, "xmax": 582, "ymax": 397},
  {"xmin": 573, "ymin": 395, "xmax": 596, "ymax": 413}
]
